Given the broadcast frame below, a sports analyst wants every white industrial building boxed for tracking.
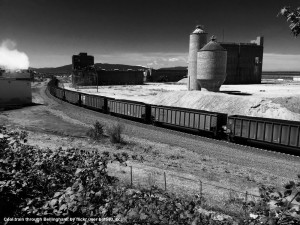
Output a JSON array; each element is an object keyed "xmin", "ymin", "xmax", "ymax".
[{"xmin": 0, "ymin": 70, "xmax": 32, "ymax": 107}]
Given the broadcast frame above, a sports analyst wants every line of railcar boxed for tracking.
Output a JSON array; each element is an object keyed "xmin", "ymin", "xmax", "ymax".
[
  {"xmin": 226, "ymin": 115, "xmax": 300, "ymax": 151},
  {"xmin": 47, "ymin": 80, "xmax": 300, "ymax": 153}
]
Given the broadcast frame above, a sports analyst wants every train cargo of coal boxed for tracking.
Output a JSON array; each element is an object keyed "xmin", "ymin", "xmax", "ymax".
[{"xmin": 48, "ymin": 78, "xmax": 300, "ymax": 155}]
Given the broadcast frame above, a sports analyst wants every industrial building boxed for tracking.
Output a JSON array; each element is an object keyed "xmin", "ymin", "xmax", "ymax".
[
  {"xmin": 72, "ymin": 53, "xmax": 144, "ymax": 86},
  {"xmin": 220, "ymin": 36, "xmax": 264, "ymax": 84},
  {"xmin": 72, "ymin": 53, "xmax": 94, "ymax": 70},
  {"xmin": 145, "ymin": 69, "xmax": 187, "ymax": 82},
  {"xmin": 0, "ymin": 70, "xmax": 32, "ymax": 107},
  {"xmin": 96, "ymin": 70, "xmax": 144, "ymax": 85},
  {"xmin": 72, "ymin": 53, "xmax": 96, "ymax": 85},
  {"xmin": 187, "ymin": 25, "xmax": 264, "ymax": 90}
]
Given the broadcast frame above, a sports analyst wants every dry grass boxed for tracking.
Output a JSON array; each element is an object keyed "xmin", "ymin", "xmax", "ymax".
[{"xmin": 20, "ymin": 128, "xmax": 296, "ymax": 218}]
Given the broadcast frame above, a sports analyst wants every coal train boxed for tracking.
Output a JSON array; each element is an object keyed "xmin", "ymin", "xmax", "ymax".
[{"xmin": 48, "ymin": 79, "xmax": 300, "ymax": 154}]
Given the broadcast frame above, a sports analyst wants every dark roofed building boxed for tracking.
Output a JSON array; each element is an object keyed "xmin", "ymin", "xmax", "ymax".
[
  {"xmin": 220, "ymin": 36, "xmax": 264, "ymax": 84},
  {"xmin": 72, "ymin": 53, "xmax": 94, "ymax": 70}
]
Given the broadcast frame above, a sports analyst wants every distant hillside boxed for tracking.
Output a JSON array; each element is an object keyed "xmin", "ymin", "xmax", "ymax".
[
  {"xmin": 262, "ymin": 71, "xmax": 300, "ymax": 76},
  {"xmin": 31, "ymin": 63, "xmax": 146, "ymax": 74},
  {"xmin": 31, "ymin": 65, "xmax": 72, "ymax": 74},
  {"xmin": 95, "ymin": 63, "xmax": 146, "ymax": 71}
]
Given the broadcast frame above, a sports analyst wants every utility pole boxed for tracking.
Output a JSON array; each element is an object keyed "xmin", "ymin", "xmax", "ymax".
[{"xmin": 92, "ymin": 65, "xmax": 98, "ymax": 92}]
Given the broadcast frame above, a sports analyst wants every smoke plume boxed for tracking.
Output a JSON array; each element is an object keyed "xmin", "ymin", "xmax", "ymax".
[{"xmin": 0, "ymin": 39, "xmax": 30, "ymax": 71}]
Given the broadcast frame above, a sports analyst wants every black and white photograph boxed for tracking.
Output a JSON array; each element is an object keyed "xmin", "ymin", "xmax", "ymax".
[{"xmin": 0, "ymin": 0, "xmax": 300, "ymax": 224}]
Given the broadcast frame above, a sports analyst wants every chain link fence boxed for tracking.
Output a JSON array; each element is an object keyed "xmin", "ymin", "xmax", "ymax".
[{"xmin": 110, "ymin": 164, "xmax": 261, "ymax": 217}]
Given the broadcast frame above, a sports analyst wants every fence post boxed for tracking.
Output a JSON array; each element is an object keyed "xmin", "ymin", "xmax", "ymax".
[
  {"xmin": 130, "ymin": 166, "xmax": 133, "ymax": 187},
  {"xmin": 164, "ymin": 172, "xmax": 167, "ymax": 191},
  {"xmin": 199, "ymin": 180, "xmax": 203, "ymax": 205},
  {"xmin": 244, "ymin": 191, "xmax": 248, "ymax": 219}
]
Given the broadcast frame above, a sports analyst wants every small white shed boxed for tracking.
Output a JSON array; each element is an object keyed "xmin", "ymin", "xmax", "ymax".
[{"xmin": 0, "ymin": 71, "xmax": 32, "ymax": 107}]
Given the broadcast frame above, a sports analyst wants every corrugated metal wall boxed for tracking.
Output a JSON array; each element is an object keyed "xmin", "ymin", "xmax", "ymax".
[
  {"xmin": 221, "ymin": 44, "xmax": 263, "ymax": 84},
  {"xmin": 72, "ymin": 70, "xmax": 96, "ymax": 86},
  {"xmin": 221, "ymin": 45, "xmax": 239, "ymax": 84},
  {"xmin": 72, "ymin": 70, "xmax": 144, "ymax": 86}
]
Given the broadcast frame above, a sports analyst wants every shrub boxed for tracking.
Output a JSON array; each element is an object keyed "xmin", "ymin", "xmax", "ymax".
[
  {"xmin": 246, "ymin": 175, "xmax": 300, "ymax": 224},
  {"xmin": 0, "ymin": 126, "xmax": 128, "ymax": 222},
  {"xmin": 0, "ymin": 126, "xmax": 236, "ymax": 224},
  {"xmin": 86, "ymin": 121, "xmax": 104, "ymax": 141},
  {"xmin": 107, "ymin": 123, "xmax": 124, "ymax": 144}
]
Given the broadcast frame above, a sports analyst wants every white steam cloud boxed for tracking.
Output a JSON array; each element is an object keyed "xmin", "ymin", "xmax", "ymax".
[{"xmin": 0, "ymin": 39, "xmax": 30, "ymax": 71}]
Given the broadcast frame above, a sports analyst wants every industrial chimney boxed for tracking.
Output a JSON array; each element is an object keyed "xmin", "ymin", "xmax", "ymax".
[{"xmin": 187, "ymin": 25, "xmax": 208, "ymax": 90}]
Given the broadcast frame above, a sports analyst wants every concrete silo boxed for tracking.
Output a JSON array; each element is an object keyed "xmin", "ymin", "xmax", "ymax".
[
  {"xmin": 187, "ymin": 25, "xmax": 207, "ymax": 90},
  {"xmin": 197, "ymin": 36, "xmax": 227, "ymax": 92}
]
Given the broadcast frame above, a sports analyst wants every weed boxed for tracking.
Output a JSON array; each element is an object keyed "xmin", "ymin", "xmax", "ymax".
[
  {"xmin": 245, "ymin": 174, "xmax": 255, "ymax": 182},
  {"xmin": 152, "ymin": 149, "xmax": 160, "ymax": 156},
  {"xmin": 206, "ymin": 173, "xmax": 220, "ymax": 182},
  {"xmin": 107, "ymin": 123, "xmax": 124, "ymax": 143},
  {"xmin": 86, "ymin": 121, "xmax": 104, "ymax": 141},
  {"xmin": 146, "ymin": 171, "xmax": 158, "ymax": 189},
  {"xmin": 115, "ymin": 143, "xmax": 123, "ymax": 150},
  {"xmin": 225, "ymin": 190, "xmax": 244, "ymax": 205},
  {"xmin": 143, "ymin": 146, "xmax": 152, "ymax": 153},
  {"xmin": 168, "ymin": 153, "xmax": 184, "ymax": 160}
]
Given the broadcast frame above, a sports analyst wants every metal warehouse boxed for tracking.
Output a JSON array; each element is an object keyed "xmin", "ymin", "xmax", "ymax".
[
  {"xmin": 96, "ymin": 70, "xmax": 144, "ymax": 85},
  {"xmin": 145, "ymin": 69, "xmax": 187, "ymax": 82},
  {"xmin": 220, "ymin": 36, "xmax": 264, "ymax": 84},
  {"xmin": 72, "ymin": 53, "xmax": 144, "ymax": 86}
]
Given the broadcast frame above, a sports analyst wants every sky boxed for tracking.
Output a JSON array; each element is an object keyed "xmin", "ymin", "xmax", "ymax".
[{"xmin": 0, "ymin": 0, "xmax": 299, "ymax": 70}]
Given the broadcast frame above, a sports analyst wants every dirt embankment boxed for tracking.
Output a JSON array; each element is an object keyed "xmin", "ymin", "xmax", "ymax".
[
  {"xmin": 147, "ymin": 91, "xmax": 300, "ymax": 121},
  {"xmin": 271, "ymin": 96, "xmax": 300, "ymax": 114},
  {"xmin": 64, "ymin": 81, "xmax": 300, "ymax": 121}
]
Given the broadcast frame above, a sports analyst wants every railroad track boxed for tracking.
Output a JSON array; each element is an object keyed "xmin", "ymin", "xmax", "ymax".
[{"xmin": 45, "ymin": 84, "xmax": 300, "ymax": 164}]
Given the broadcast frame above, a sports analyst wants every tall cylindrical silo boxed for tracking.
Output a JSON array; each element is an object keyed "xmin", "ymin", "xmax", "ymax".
[
  {"xmin": 187, "ymin": 25, "xmax": 207, "ymax": 90},
  {"xmin": 197, "ymin": 36, "xmax": 227, "ymax": 92}
]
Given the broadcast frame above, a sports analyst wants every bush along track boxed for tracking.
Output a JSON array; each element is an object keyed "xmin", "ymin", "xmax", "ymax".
[
  {"xmin": 247, "ymin": 178, "xmax": 300, "ymax": 224},
  {"xmin": 1, "ymin": 125, "xmax": 300, "ymax": 224}
]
